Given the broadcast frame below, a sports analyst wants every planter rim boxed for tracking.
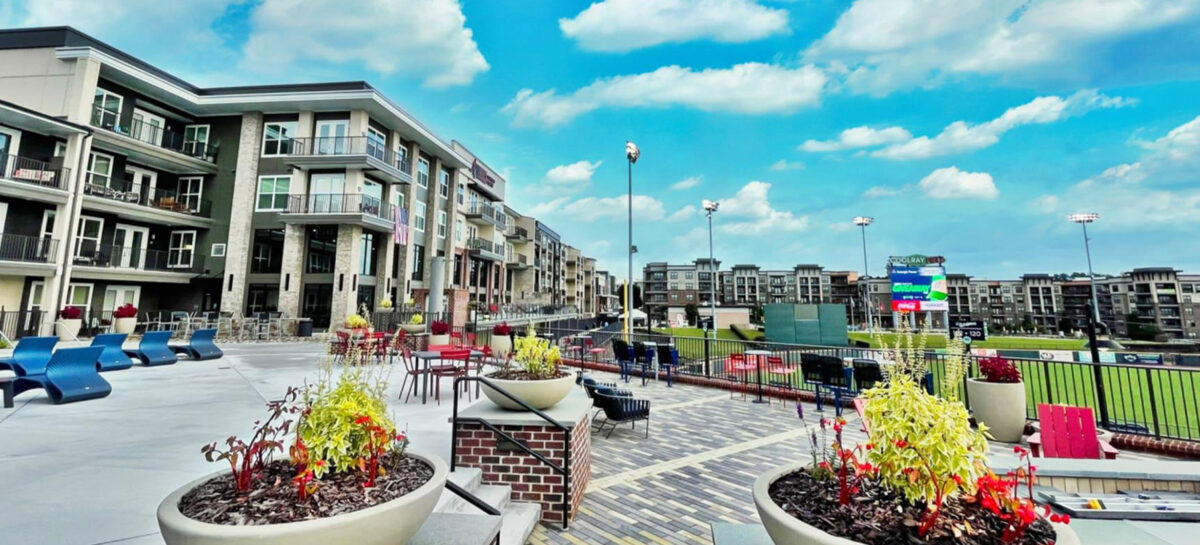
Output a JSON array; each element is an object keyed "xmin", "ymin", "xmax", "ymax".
[
  {"xmin": 966, "ymin": 377, "xmax": 1024, "ymax": 385},
  {"xmin": 157, "ymin": 449, "xmax": 447, "ymax": 537},
  {"xmin": 483, "ymin": 371, "xmax": 574, "ymax": 382}
]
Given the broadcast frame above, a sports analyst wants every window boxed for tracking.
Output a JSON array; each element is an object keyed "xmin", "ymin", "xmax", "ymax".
[
  {"xmin": 414, "ymin": 201, "xmax": 426, "ymax": 231},
  {"xmin": 87, "ymin": 152, "xmax": 114, "ymax": 187},
  {"xmin": 74, "ymin": 216, "xmax": 103, "ymax": 260},
  {"xmin": 308, "ymin": 172, "xmax": 345, "ymax": 195},
  {"xmin": 251, "ymin": 229, "xmax": 284, "ymax": 273},
  {"xmin": 177, "ymin": 176, "xmax": 203, "ymax": 213},
  {"xmin": 256, "ymin": 176, "xmax": 291, "ymax": 211},
  {"xmin": 102, "ymin": 285, "xmax": 140, "ymax": 312},
  {"xmin": 91, "ymin": 88, "xmax": 123, "ymax": 128},
  {"xmin": 54, "ymin": 141, "xmax": 67, "ymax": 157},
  {"xmin": 359, "ymin": 232, "xmax": 376, "ymax": 275},
  {"xmin": 411, "ymin": 244, "xmax": 425, "ymax": 281},
  {"xmin": 183, "ymin": 125, "xmax": 210, "ymax": 157},
  {"xmin": 456, "ymin": 182, "xmax": 465, "ymax": 204},
  {"xmin": 131, "ymin": 108, "xmax": 164, "ymax": 145},
  {"xmin": 306, "ymin": 226, "xmax": 337, "ymax": 273},
  {"xmin": 261, "ymin": 122, "xmax": 295, "ymax": 156},
  {"xmin": 211, "ymin": 243, "xmax": 227, "ymax": 257},
  {"xmin": 66, "ymin": 284, "xmax": 94, "ymax": 314},
  {"xmin": 168, "ymin": 231, "xmax": 196, "ymax": 268},
  {"xmin": 439, "ymin": 170, "xmax": 450, "ymax": 198},
  {"xmin": 417, "ymin": 158, "xmax": 429, "ymax": 187},
  {"xmin": 366, "ymin": 127, "xmax": 387, "ymax": 160},
  {"xmin": 455, "ymin": 217, "xmax": 464, "ymax": 242},
  {"xmin": 437, "ymin": 211, "xmax": 447, "ymax": 238}
]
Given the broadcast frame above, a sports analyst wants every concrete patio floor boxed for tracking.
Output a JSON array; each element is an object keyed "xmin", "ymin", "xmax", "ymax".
[{"xmin": 0, "ymin": 341, "xmax": 1181, "ymax": 545}]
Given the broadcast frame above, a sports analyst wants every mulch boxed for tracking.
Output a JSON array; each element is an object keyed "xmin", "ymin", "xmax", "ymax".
[
  {"xmin": 487, "ymin": 369, "xmax": 570, "ymax": 381},
  {"xmin": 179, "ymin": 452, "xmax": 433, "ymax": 525},
  {"xmin": 768, "ymin": 469, "xmax": 1058, "ymax": 545}
]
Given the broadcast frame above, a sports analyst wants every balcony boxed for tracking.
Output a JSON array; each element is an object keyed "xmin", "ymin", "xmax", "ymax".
[
  {"xmin": 0, "ymin": 233, "xmax": 58, "ymax": 275},
  {"xmin": 81, "ymin": 180, "xmax": 213, "ymax": 229},
  {"xmin": 71, "ymin": 243, "xmax": 202, "ymax": 283},
  {"xmin": 286, "ymin": 136, "xmax": 413, "ymax": 184},
  {"xmin": 0, "ymin": 155, "xmax": 71, "ymax": 204},
  {"xmin": 469, "ymin": 237, "xmax": 504, "ymax": 261},
  {"xmin": 90, "ymin": 105, "xmax": 218, "ymax": 174},
  {"xmin": 506, "ymin": 225, "xmax": 530, "ymax": 242},
  {"xmin": 280, "ymin": 193, "xmax": 396, "ymax": 232},
  {"xmin": 464, "ymin": 201, "xmax": 506, "ymax": 229},
  {"xmin": 508, "ymin": 253, "xmax": 531, "ymax": 270}
]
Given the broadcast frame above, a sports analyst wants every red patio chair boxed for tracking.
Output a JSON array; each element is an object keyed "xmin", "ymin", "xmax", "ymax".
[
  {"xmin": 432, "ymin": 349, "xmax": 473, "ymax": 405},
  {"xmin": 450, "ymin": 331, "xmax": 464, "ymax": 347},
  {"xmin": 725, "ymin": 354, "xmax": 752, "ymax": 399},
  {"xmin": 766, "ymin": 356, "xmax": 792, "ymax": 406},
  {"xmin": 585, "ymin": 338, "xmax": 606, "ymax": 362},
  {"xmin": 853, "ymin": 398, "xmax": 871, "ymax": 435},
  {"xmin": 397, "ymin": 347, "xmax": 425, "ymax": 403},
  {"xmin": 1028, "ymin": 404, "xmax": 1118, "ymax": 459}
]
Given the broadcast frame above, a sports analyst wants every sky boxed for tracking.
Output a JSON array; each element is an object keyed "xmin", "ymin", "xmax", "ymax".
[{"xmin": 4, "ymin": 0, "xmax": 1200, "ymax": 281}]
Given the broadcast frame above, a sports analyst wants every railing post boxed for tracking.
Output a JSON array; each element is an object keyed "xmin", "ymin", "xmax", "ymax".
[
  {"xmin": 1085, "ymin": 304, "xmax": 1111, "ymax": 429},
  {"xmin": 703, "ymin": 334, "xmax": 711, "ymax": 378},
  {"xmin": 1145, "ymin": 367, "xmax": 1161, "ymax": 440}
]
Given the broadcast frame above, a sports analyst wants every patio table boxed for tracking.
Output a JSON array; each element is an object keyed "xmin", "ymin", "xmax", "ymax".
[
  {"xmin": 745, "ymin": 349, "xmax": 771, "ymax": 404},
  {"xmin": 1, "ymin": 376, "xmax": 12, "ymax": 408},
  {"xmin": 411, "ymin": 349, "xmax": 483, "ymax": 405}
]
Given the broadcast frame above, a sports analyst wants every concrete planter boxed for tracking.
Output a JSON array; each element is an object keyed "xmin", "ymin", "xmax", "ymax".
[
  {"xmin": 489, "ymin": 334, "xmax": 512, "ymax": 358},
  {"xmin": 429, "ymin": 334, "xmax": 450, "ymax": 346},
  {"xmin": 56, "ymin": 319, "xmax": 81, "ymax": 339},
  {"xmin": 482, "ymin": 373, "xmax": 575, "ymax": 410},
  {"xmin": 399, "ymin": 324, "xmax": 426, "ymax": 335},
  {"xmin": 966, "ymin": 378, "xmax": 1027, "ymax": 443},
  {"xmin": 754, "ymin": 464, "xmax": 1079, "ymax": 545},
  {"xmin": 158, "ymin": 450, "xmax": 447, "ymax": 545},
  {"xmin": 113, "ymin": 317, "xmax": 137, "ymax": 334}
]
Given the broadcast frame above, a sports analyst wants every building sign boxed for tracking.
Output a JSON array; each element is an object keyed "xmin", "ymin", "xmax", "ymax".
[
  {"xmin": 471, "ymin": 160, "xmax": 497, "ymax": 188},
  {"xmin": 888, "ymin": 254, "xmax": 946, "ymax": 266},
  {"xmin": 890, "ymin": 265, "xmax": 949, "ymax": 311},
  {"xmin": 950, "ymin": 319, "xmax": 988, "ymax": 341}
]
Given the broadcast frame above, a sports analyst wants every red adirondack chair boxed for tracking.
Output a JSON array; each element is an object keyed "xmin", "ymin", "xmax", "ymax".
[{"xmin": 1027, "ymin": 404, "xmax": 1118, "ymax": 459}]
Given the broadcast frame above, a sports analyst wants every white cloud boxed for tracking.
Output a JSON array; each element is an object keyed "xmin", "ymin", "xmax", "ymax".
[
  {"xmin": 559, "ymin": 0, "xmax": 789, "ymax": 52},
  {"xmin": 560, "ymin": 195, "xmax": 667, "ymax": 221},
  {"xmin": 666, "ymin": 205, "xmax": 697, "ymax": 222},
  {"xmin": 805, "ymin": 0, "xmax": 1200, "ymax": 95},
  {"xmin": 1030, "ymin": 194, "xmax": 1060, "ymax": 212},
  {"xmin": 716, "ymin": 181, "xmax": 809, "ymax": 233},
  {"xmin": 503, "ymin": 62, "xmax": 827, "ymax": 128},
  {"xmin": 241, "ymin": 0, "xmax": 489, "ymax": 87},
  {"xmin": 862, "ymin": 185, "xmax": 901, "ymax": 199},
  {"xmin": 543, "ymin": 160, "xmax": 602, "ymax": 193},
  {"xmin": 801, "ymin": 126, "xmax": 912, "ymax": 152},
  {"xmin": 917, "ymin": 167, "xmax": 998, "ymax": 199},
  {"xmin": 769, "ymin": 159, "xmax": 805, "ymax": 171},
  {"xmin": 670, "ymin": 176, "xmax": 702, "ymax": 190}
]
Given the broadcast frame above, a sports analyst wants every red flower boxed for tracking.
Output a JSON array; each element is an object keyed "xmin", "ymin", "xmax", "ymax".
[
  {"xmin": 894, "ymin": 439, "xmax": 908, "ymax": 449},
  {"xmin": 865, "ymin": 443, "xmax": 874, "ymax": 450},
  {"xmin": 354, "ymin": 415, "xmax": 372, "ymax": 425},
  {"xmin": 951, "ymin": 474, "xmax": 964, "ymax": 485}
]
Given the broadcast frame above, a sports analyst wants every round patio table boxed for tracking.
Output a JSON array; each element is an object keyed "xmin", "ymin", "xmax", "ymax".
[{"xmin": 745, "ymin": 350, "xmax": 771, "ymax": 404}]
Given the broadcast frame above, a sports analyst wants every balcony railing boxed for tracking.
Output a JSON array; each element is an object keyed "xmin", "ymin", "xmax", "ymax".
[
  {"xmin": 73, "ymin": 243, "xmax": 198, "ymax": 272},
  {"xmin": 288, "ymin": 136, "xmax": 411, "ymax": 173},
  {"xmin": 90, "ymin": 105, "xmax": 218, "ymax": 162},
  {"xmin": 0, "ymin": 234, "xmax": 57, "ymax": 263},
  {"xmin": 469, "ymin": 237, "xmax": 503, "ymax": 255},
  {"xmin": 0, "ymin": 155, "xmax": 69, "ymax": 191},
  {"xmin": 284, "ymin": 193, "xmax": 396, "ymax": 221},
  {"xmin": 465, "ymin": 201, "xmax": 507, "ymax": 228},
  {"xmin": 83, "ymin": 179, "xmax": 212, "ymax": 217}
]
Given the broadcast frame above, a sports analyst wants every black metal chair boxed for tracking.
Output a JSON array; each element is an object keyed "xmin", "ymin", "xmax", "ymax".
[
  {"xmin": 851, "ymin": 358, "xmax": 884, "ymax": 391},
  {"xmin": 611, "ymin": 339, "xmax": 635, "ymax": 382},
  {"xmin": 799, "ymin": 352, "xmax": 824, "ymax": 401},
  {"xmin": 818, "ymin": 355, "xmax": 854, "ymax": 417},
  {"xmin": 592, "ymin": 386, "xmax": 651, "ymax": 438},
  {"xmin": 655, "ymin": 345, "xmax": 679, "ymax": 387}
]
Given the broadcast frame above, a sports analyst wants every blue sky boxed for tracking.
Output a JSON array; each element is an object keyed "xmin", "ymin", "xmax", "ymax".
[{"xmin": 5, "ymin": 0, "xmax": 1200, "ymax": 281}]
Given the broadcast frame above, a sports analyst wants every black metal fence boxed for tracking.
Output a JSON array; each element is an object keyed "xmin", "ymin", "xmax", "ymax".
[{"xmin": 543, "ymin": 326, "xmax": 1200, "ymax": 443}]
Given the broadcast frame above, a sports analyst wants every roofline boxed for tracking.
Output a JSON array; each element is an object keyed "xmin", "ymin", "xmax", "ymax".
[{"xmin": 0, "ymin": 98, "xmax": 91, "ymax": 133}]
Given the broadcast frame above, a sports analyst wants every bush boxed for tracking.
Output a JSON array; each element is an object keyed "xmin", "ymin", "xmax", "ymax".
[
  {"xmin": 430, "ymin": 320, "xmax": 450, "ymax": 335},
  {"xmin": 59, "ymin": 306, "xmax": 83, "ymax": 320},
  {"xmin": 409, "ymin": 313, "xmax": 423, "ymax": 325},
  {"xmin": 344, "ymin": 314, "xmax": 369, "ymax": 329},
  {"xmin": 493, "ymin": 322, "xmax": 512, "ymax": 336},
  {"xmin": 298, "ymin": 366, "xmax": 395, "ymax": 478},
  {"xmin": 513, "ymin": 330, "xmax": 561, "ymax": 379},
  {"xmin": 979, "ymin": 356, "xmax": 1021, "ymax": 383},
  {"xmin": 113, "ymin": 303, "xmax": 138, "ymax": 319}
]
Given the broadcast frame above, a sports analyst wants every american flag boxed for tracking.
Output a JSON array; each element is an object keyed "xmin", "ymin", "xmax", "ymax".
[{"xmin": 395, "ymin": 207, "xmax": 409, "ymax": 245}]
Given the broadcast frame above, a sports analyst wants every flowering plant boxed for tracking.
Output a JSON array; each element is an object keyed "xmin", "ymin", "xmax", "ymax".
[
  {"xmin": 513, "ymin": 330, "xmax": 562, "ymax": 379},
  {"xmin": 979, "ymin": 356, "xmax": 1022, "ymax": 383},
  {"xmin": 409, "ymin": 313, "xmax": 424, "ymax": 325},
  {"xmin": 430, "ymin": 320, "xmax": 450, "ymax": 335},
  {"xmin": 493, "ymin": 322, "xmax": 512, "ymax": 336},
  {"xmin": 344, "ymin": 314, "xmax": 370, "ymax": 329},
  {"xmin": 59, "ymin": 306, "xmax": 83, "ymax": 320},
  {"xmin": 379, "ymin": 298, "xmax": 393, "ymax": 309},
  {"xmin": 113, "ymin": 303, "xmax": 138, "ymax": 319}
]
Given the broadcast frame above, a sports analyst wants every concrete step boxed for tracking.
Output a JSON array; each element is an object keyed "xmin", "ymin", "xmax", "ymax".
[
  {"xmin": 435, "ymin": 468, "xmax": 484, "ymax": 512},
  {"xmin": 411, "ymin": 512, "xmax": 501, "ymax": 545},
  {"xmin": 500, "ymin": 502, "xmax": 542, "ymax": 545},
  {"xmin": 452, "ymin": 484, "xmax": 511, "ymax": 514}
]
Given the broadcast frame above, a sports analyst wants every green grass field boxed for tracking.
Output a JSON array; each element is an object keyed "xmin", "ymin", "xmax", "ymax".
[{"xmin": 848, "ymin": 332, "xmax": 1087, "ymax": 351}]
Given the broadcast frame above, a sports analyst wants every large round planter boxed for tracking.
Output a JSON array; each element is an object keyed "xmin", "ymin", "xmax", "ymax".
[
  {"xmin": 489, "ymin": 334, "xmax": 513, "ymax": 358},
  {"xmin": 753, "ymin": 464, "xmax": 1079, "ymax": 545},
  {"xmin": 113, "ymin": 317, "xmax": 137, "ymax": 334},
  {"xmin": 428, "ymin": 334, "xmax": 450, "ymax": 346},
  {"xmin": 966, "ymin": 378, "xmax": 1027, "ymax": 443},
  {"xmin": 56, "ymin": 318, "xmax": 82, "ymax": 339},
  {"xmin": 399, "ymin": 324, "xmax": 426, "ymax": 335},
  {"xmin": 482, "ymin": 373, "xmax": 575, "ymax": 410},
  {"xmin": 157, "ymin": 450, "xmax": 448, "ymax": 545}
]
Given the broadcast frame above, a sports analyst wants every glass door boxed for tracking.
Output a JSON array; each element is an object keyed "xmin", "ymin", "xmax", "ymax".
[
  {"xmin": 0, "ymin": 125, "xmax": 19, "ymax": 177},
  {"xmin": 125, "ymin": 166, "xmax": 157, "ymax": 202},
  {"xmin": 113, "ymin": 224, "xmax": 149, "ymax": 269},
  {"xmin": 103, "ymin": 285, "xmax": 140, "ymax": 312},
  {"xmin": 315, "ymin": 120, "xmax": 349, "ymax": 155},
  {"xmin": 308, "ymin": 173, "xmax": 345, "ymax": 213},
  {"xmin": 131, "ymin": 108, "xmax": 165, "ymax": 145}
]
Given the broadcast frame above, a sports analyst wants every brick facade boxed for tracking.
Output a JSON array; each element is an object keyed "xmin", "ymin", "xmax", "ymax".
[{"xmin": 454, "ymin": 414, "xmax": 591, "ymax": 526}]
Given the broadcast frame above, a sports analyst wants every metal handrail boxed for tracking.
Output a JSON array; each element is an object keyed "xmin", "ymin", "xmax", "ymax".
[
  {"xmin": 89, "ymin": 105, "xmax": 218, "ymax": 161},
  {"xmin": 444, "ymin": 480, "xmax": 502, "ymax": 516},
  {"xmin": 0, "ymin": 155, "xmax": 70, "ymax": 190},
  {"xmin": 451, "ymin": 375, "xmax": 570, "ymax": 529},
  {"xmin": 289, "ymin": 136, "xmax": 411, "ymax": 174}
]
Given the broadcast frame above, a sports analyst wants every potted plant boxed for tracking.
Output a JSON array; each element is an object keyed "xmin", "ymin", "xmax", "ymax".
[
  {"xmin": 428, "ymin": 320, "xmax": 451, "ymax": 345},
  {"xmin": 379, "ymin": 297, "xmax": 393, "ymax": 310},
  {"xmin": 344, "ymin": 314, "xmax": 370, "ymax": 336},
  {"xmin": 967, "ymin": 356, "xmax": 1027, "ymax": 442},
  {"xmin": 490, "ymin": 322, "xmax": 513, "ymax": 358},
  {"xmin": 158, "ymin": 350, "xmax": 447, "ymax": 545},
  {"xmin": 400, "ymin": 313, "xmax": 425, "ymax": 335},
  {"xmin": 113, "ymin": 303, "xmax": 138, "ymax": 334},
  {"xmin": 755, "ymin": 321, "xmax": 1076, "ymax": 545},
  {"xmin": 57, "ymin": 305, "xmax": 83, "ymax": 338},
  {"xmin": 481, "ymin": 328, "xmax": 574, "ymax": 410}
]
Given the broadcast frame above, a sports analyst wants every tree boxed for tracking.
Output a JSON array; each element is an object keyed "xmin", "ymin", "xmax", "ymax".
[
  {"xmin": 750, "ymin": 304, "xmax": 765, "ymax": 326},
  {"xmin": 1126, "ymin": 312, "xmax": 1160, "ymax": 341},
  {"xmin": 616, "ymin": 282, "xmax": 642, "ymax": 310},
  {"xmin": 1021, "ymin": 314, "xmax": 1035, "ymax": 333},
  {"xmin": 684, "ymin": 303, "xmax": 699, "ymax": 326}
]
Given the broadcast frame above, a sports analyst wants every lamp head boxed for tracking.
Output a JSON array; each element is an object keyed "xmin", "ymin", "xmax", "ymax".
[
  {"xmin": 1068, "ymin": 212, "xmax": 1099, "ymax": 224},
  {"xmin": 853, "ymin": 216, "xmax": 874, "ymax": 226},
  {"xmin": 625, "ymin": 141, "xmax": 640, "ymax": 163},
  {"xmin": 702, "ymin": 200, "xmax": 719, "ymax": 212}
]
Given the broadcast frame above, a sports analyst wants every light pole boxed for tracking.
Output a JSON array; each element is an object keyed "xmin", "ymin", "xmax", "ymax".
[
  {"xmin": 703, "ymin": 200, "xmax": 719, "ymax": 337},
  {"xmin": 625, "ymin": 141, "xmax": 640, "ymax": 341},
  {"xmin": 1069, "ymin": 212, "xmax": 1102, "ymax": 325},
  {"xmin": 854, "ymin": 216, "xmax": 874, "ymax": 332}
]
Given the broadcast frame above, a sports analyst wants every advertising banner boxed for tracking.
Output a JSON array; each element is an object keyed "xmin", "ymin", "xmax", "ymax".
[{"xmin": 890, "ymin": 265, "xmax": 949, "ymax": 311}]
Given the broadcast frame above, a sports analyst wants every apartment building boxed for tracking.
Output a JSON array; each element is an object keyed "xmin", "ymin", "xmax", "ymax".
[
  {"xmin": 0, "ymin": 27, "xmax": 598, "ymax": 333},
  {"xmin": 534, "ymin": 222, "xmax": 565, "ymax": 306},
  {"xmin": 1103, "ymin": 268, "xmax": 1200, "ymax": 339},
  {"xmin": 595, "ymin": 270, "xmax": 618, "ymax": 314}
]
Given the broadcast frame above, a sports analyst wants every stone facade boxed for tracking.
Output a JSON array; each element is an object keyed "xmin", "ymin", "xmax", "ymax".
[{"xmin": 220, "ymin": 111, "xmax": 263, "ymax": 314}]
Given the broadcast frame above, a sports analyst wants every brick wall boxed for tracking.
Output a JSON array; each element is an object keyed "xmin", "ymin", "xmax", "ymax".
[{"xmin": 454, "ymin": 413, "xmax": 591, "ymax": 526}]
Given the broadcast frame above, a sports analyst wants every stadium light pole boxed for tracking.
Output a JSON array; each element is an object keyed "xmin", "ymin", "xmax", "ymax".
[
  {"xmin": 703, "ymin": 200, "xmax": 719, "ymax": 337},
  {"xmin": 1069, "ymin": 212, "xmax": 1102, "ymax": 325},
  {"xmin": 624, "ymin": 141, "xmax": 640, "ymax": 341},
  {"xmin": 854, "ymin": 216, "xmax": 874, "ymax": 333}
]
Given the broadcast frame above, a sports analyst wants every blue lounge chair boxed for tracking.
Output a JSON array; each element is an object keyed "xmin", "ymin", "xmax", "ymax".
[
  {"xmin": 173, "ymin": 328, "xmax": 222, "ymax": 360},
  {"xmin": 612, "ymin": 339, "xmax": 635, "ymax": 383},
  {"xmin": 655, "ymin": 345, "xmax": 680, "ymax": 387},
  {"xmin": 13, "ymin": 346, "xmax": 110, "ymax": 404},
  {"xmin": 0, "ymin": 336, "xmax": 58, "ymax": 374},
  {"xmin": 90, "ymin": 333, "xmax": 133, "ymax": 371},
  {"xmin": 124, "ymin": 331, "xmax": 177, "ymax": 366}
]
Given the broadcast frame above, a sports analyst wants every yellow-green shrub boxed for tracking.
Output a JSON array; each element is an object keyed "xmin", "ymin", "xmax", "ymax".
[
  {"xmin": 513, "ymin": 331, "xmax": 561, "ymax": 379},
  {"xmin": 862, "ymin": 376, "xmax": 989, "ymax": 503},
  {"xmin": 344, "ymin": 314, "xmax": 369, "ymax": 329},
  {"xmin": 409, "ymin": 313, "xmax": 423, "ymax": 325},
  {"xmin": 298, "ymin": 366, "xmax": 395, "ymax": 478}
]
